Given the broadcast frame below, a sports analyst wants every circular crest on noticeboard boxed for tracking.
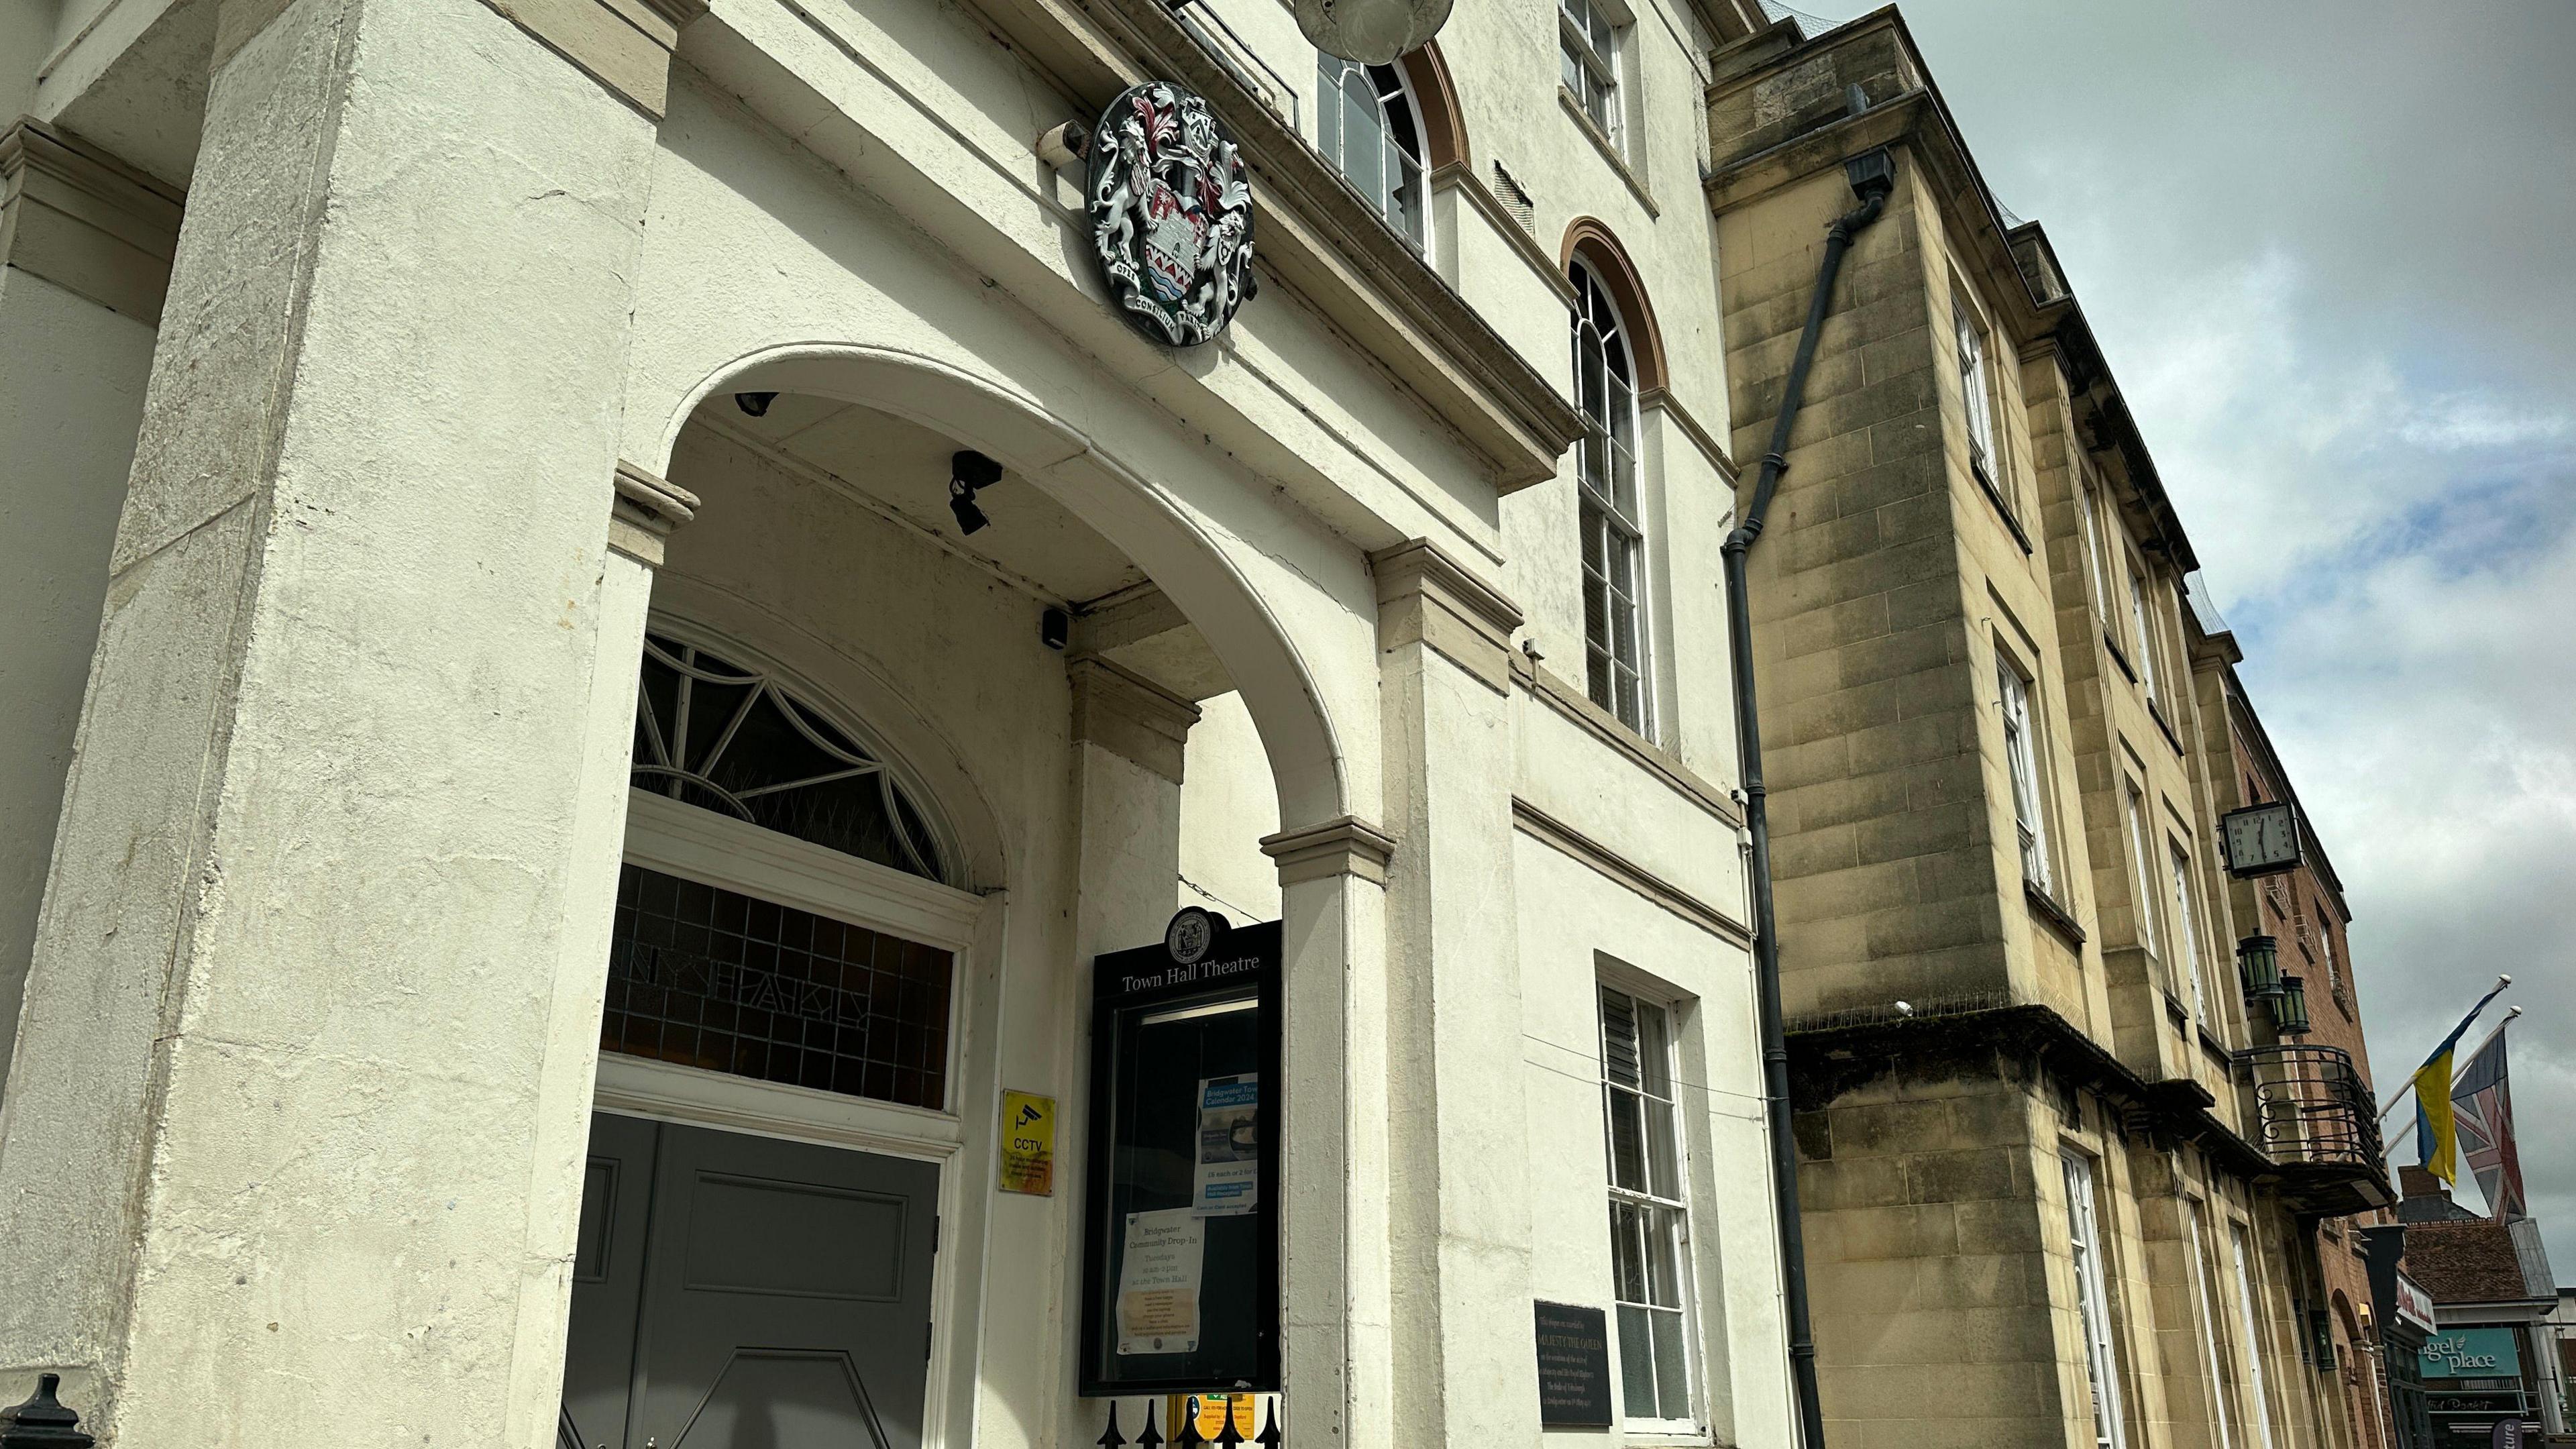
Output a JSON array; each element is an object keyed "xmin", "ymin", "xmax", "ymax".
[
  {"xmin": 1085, "ymin": 81, "xmax": 1256, "ymax": 347},
  {"xmin": 1165, "ymin": 906, "xmax": 1231, "ymax": 965}
]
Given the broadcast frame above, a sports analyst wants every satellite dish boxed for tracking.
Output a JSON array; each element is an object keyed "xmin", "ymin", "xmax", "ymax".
[{"xmin": 1291, "ymin": 0, "xmax": 1450, "ymax": 66}]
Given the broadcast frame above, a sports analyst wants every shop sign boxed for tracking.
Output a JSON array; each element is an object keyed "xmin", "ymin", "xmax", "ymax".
[
  {"xmin": 1086, "ymin": 82, "xmax": 1256, "ymax": 347},
  {"xmin": 2420, "ymin": 1327, "xmax": 2522, "ymax": 1379},
  {"xmin": 1000, "ymin": 1089, "xmax": 1057, "ymax": 1195},
  {"xmin": 1532, "ymin": 1301, "xmax": 1613, "ymax": 1428},
  {"xmin": 2396, "ymin": 1271, "xmax": 2438, "ymax": 1335}
]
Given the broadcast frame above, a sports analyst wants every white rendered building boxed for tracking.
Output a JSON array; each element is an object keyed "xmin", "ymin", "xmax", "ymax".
[{"xmin": 0, "ymin": 0, "xmax": 1797, "ymax": 1444}]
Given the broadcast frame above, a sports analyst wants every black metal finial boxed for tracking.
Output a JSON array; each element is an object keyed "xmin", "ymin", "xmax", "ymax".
[
  {"xmin": 1254, "ymin": 1398, "xmax": 1282, "ymax": 1449},
  {"xmin": 1215, "ymin": 1397, "xmax": 1246, "ymax": 1449},
  {"xmin": 0, "ymin": 1375, "xmax": 94, "ymax": 1449},
  {"xmin": 1136, "ymin": 1401, "xmax": 1165, "ymax": 1449},
  {"xmin": 1097, "ymin": 1402, "xmax": 1128, "ymax": 1449}
]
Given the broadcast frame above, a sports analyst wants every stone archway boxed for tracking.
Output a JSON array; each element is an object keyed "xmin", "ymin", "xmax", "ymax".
[
  {"xmin": 657, "ymin": 343, "xmax": 1358, "ymax": 833},
  {"xmin": 624, "ymin": 341, "xmax": 1399, "ymax": 1449}
]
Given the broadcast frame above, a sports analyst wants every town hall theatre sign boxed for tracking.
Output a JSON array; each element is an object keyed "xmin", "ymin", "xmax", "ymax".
[{"xmin": 1085, "ymin": 81, "xmax": 1256, "ymax": 347}]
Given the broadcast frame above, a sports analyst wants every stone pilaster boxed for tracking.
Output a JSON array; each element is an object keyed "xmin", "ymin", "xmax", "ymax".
[
  {"xmin": 0, "ymin": 1, "xmax": 675, "ymax": 1441},
  {"xmin": 1366, "ymin": 537, "xmax": 1540, "ymax": 1449},
  {"xmin": 0, "ymin": 121, "xmax": 179, "ymax": 1104}
]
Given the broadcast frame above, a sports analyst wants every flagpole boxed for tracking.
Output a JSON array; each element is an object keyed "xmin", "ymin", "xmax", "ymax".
[
  {"xmin": 2375, "ymin": 974, "xmax": 2511, "ymax": 1120},
  {"xmin": 2379, "ymin": 1004, "xmax": 2523, "ymax": 1126}
]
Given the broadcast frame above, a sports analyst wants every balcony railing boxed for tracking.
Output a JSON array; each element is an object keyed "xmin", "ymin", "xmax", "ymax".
[{"xmin": 2241, "ymin": 1042, "xmax": 2392, "ymax": 1215}]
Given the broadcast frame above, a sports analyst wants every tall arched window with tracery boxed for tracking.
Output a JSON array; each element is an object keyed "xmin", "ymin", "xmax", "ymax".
[
  {"xmin": 1571, "ymin": 259, "xmax": 1651, "ymax": 735},
  {"xmin": 1317, "ymin": 55, "xmax": 1430, "ymax": 252}
]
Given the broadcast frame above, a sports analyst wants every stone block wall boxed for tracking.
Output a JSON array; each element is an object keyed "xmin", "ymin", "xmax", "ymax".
[
  {"xmin": 1718, "ymin": 161, "xmax": 2017, "ymax": 1022},
  {"xmin": 1794, "ymin": 1059, "xmax": 2076, "ymax": 1449}
]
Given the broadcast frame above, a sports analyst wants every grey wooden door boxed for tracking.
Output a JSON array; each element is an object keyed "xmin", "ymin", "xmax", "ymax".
[{"xmin": 561, "ymin": 1114, "xmax": 939, "ymax": 1449}]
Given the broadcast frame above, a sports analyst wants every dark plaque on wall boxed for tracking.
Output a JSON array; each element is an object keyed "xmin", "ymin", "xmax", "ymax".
[{"xmin": 1532, "ymin": 1301, "xmax": 1613, "ymax": 1428}]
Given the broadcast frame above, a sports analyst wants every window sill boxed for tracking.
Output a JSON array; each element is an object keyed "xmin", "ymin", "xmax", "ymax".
[
  {"xmin": 2163, "ymin": 990, "xmax": 2190, "ymax": 1032},
  {"xmin": 2147, "ymin": 698, "xmax": 2185, "ymax": 758},
  {"xmin": 2103, "ymin": 631, "xmax": 2137, "ymax": 684},
  {"xmin": 2025, "ymin": 879, "xmax": 2088, "ymax": 946},
  {"xmin": 1970, "ymin": 456, "xmax": 2034, "ymax": 555},
  {"xmin": 1558, "ymin": 86, "xmax": 1660, "ymax": 217}
]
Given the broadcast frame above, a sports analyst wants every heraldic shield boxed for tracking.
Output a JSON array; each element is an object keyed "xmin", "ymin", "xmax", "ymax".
[{"xmin": 1085, "ymin": 81, "xmax": 1256, "ymax": 346}]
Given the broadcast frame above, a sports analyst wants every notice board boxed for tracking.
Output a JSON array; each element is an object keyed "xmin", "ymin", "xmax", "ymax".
[{"xmin": 1079, "ymin": 918, "xmax": 1281, "ymax": 1395}]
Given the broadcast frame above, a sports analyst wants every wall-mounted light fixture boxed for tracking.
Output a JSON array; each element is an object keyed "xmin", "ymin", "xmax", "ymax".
[
  {"xmin": 2273, "ymin": 974, "xmax": 2312, "ymax": 1036},
  {"xmin": 950, "ymin": 450, "xmax": 1004, "ymax": 536},
  {"xmin": 2238, "ymin": 933, "xmax": 2282, "ymax": 1000},
  {"xmin": 735, "ymin": 391, "xmax": 779, "ymax": 417}
]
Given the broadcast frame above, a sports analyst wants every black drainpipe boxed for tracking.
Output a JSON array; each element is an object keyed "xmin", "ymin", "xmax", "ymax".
[{"xmin": 1723, "ymin": 142, "xmax": 1896, "ymax": 1449}]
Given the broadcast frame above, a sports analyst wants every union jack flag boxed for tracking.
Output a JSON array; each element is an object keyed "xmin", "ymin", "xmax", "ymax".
[{"xmin": 2450, "ymin": 1026, "xmax": 2526, "ymax": 1220}]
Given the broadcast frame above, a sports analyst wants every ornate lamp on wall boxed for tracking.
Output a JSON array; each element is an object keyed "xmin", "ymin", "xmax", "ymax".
[
  {"xmin": 2273, "ymin": 973, "xmax": 2312, "ymax": 1036},
  {"xmin": 1290, "ymin": 0, "xmax": 1449, "ymax": 65},
  {"xmin": 2238, "ymin": 933, "xmax": 2282, "ymax": 1000}
]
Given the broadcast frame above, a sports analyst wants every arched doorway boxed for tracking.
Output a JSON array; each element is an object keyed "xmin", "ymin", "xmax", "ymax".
[{"xmin": 568, "ymin": 340, "xmax": 1389, "ymax": 1449}]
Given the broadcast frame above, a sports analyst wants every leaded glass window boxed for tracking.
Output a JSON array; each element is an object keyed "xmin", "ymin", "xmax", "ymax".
[
  {"xmin": 1600, "ymin": 985, "xmax": 1696, "ymax": 1428},
  {"xmin": 604, "ymin": 864, "xmax": 953, "ymax": 1109},
  {"xmin": 631, "ymin": 633, "xmax": 947, "ymax": 883},
  {"xmin": 1572, "ymin": 261, "xmax": 1651, "ymax": 736},
  {"xmin": 1317, "ymin": 56, "xmax": 1428, "ymax": 251}
]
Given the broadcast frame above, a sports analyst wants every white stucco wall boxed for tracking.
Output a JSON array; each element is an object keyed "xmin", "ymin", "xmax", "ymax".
[
  {"xmin": 0, "ymin": 0, "xmax": 1796, "ymax": 1442},
  {"xmin": 0, "ymin": 266, "xmax": 156, "ymax": 1092},
  {"xmin": 1516, "ymin": 832, "xmax": 1787, "ymax": 1447}
]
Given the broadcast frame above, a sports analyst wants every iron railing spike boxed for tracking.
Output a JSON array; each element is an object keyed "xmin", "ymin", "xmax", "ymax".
[
  {"xmin": 1137, "ymin": 1401, "xmax": 1165, "ymax": 1449},
  {"xmin": 1216, "ymin": 1398, "xmax": 1246, "ymax": 1449},
  {"xmin": 1255, "ymin": 1397, "xmax": 1282, "ymax": 1449},
  {"xmin": 1097, "ymin": 1403, "xmax": 1128, "ymax": 1449}
]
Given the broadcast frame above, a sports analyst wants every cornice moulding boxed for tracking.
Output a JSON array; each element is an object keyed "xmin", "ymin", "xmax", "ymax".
[
  {"xmin": 481, "ymin": 0, "xmax": 706, "ymax": 119},
  {"xmin": 1260, "ymin": 815, "xmax": 1397, "ymax": 885},
  {"xmin": 1369, "ymin": 537, "xmax": 1522, "ymax": 692},
  {"xmin": 610, "ymin": 460, "xmax": 700, "ymax": 565},
  {"xmin": 0, "ymin": 119, "xmax": 184, "ymax": 325}
]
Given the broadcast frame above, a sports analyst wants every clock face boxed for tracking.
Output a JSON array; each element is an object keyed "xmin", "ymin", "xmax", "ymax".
[{"xmin": 2222, "ymin": 802, "xmax": 2299, "ymax": 877}]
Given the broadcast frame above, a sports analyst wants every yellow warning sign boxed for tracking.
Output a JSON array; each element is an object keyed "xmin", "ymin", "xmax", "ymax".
[
  {"xmin": 1171, "ymin": 1393, "xmax": 1257, "ymax": 1441},
  {"xmin": 999, "ymin": 1089, "xmax": 1055, "ymax": 1195}
]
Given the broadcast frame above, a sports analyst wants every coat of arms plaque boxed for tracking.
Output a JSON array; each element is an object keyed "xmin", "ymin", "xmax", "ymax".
[{"xmin": 1085, "ymin": 81, "xmax": 1256, "ymax": 346}]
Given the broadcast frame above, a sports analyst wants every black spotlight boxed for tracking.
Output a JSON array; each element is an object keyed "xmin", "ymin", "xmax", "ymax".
[
  {"xmin": 949, "ymin": 449, "xmax": 1003, "ymax": 535},
  {"xmin": 734, "ymin": 391, "xmax": 778, "ymax": 417}
]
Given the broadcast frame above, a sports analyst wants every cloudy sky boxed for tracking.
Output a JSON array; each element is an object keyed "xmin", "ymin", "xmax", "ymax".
[{"xmin": 1777, "ymin": 0, "xmax": 2576, "ymax": 1269}]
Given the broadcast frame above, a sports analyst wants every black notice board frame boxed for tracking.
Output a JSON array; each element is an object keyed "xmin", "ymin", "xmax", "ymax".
[
  {"xmin": 1532, "ymin": 1299, "xmax": 1615, "ymax": 1428},
  {"xmin": 1078, "ymin": 920, "xmax": 1283, "ymax": 1397}
]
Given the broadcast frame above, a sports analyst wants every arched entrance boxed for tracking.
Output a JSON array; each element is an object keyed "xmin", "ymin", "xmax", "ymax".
[{"xmin": 561, "ymin": 341, "xmax": 1394, "ymax": 1449}]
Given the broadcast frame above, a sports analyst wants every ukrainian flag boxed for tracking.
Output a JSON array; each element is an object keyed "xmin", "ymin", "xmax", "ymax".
[
  {"xmin": 2412, "ymin": 979, "xmax": 2511, "ymax": 1185},
  {"xmin": 2414, "ymin": 1051, "xmax": 2459, "ymax": 1185}
]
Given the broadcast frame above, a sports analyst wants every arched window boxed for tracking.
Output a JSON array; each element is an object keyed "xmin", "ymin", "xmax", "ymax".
[
  {"xmin": 1317, "ymin": 55, "xmax": 1430, "ymax": 251},
  {"xmin": 1572, "ymin": 260, "xmax": 1650, "ymax": 735},
  {"xmin": 630, "ymin": 632, "xmax": 949, "ymax": 884}
]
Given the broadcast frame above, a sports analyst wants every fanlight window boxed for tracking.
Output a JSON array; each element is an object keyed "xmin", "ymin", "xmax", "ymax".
[
  {"xmin": 631, "ymin": 633, "xmax": 948, "ymax": 883},
  {"xmin": 1317, "ymin": 56, "xmax": 1429, "ymax": 250}
]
